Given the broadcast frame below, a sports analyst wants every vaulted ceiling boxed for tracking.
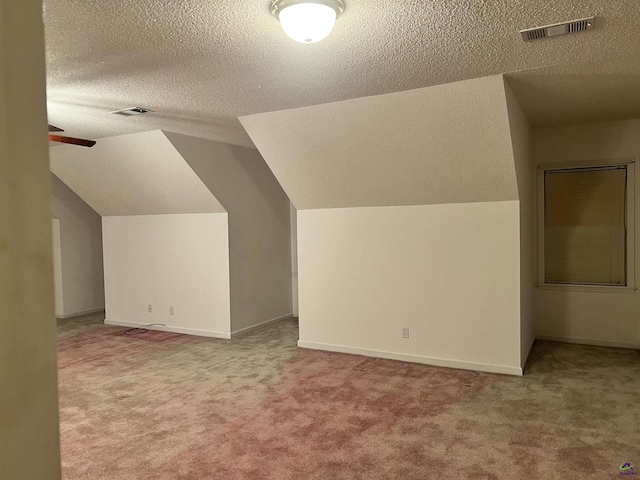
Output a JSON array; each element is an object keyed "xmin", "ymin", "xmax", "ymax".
[{"xmin": 44, "ymin": 0, "xmax": 640, "ymax": 148}]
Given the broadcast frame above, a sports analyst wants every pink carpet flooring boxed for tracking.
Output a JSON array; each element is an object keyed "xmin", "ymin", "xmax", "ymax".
[{"xmin": 57, "ymin": 314, "xmax": 640, "ymax": 479}]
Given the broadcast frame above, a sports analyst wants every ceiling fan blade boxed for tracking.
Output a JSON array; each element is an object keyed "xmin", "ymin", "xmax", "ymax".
[
  {"xmin": 48, "ymin": 124, "xmax": 64, "ymax": 132},
  {"xmin": 48, "ymin": 134, "xmax": 96, "ymax": 148}
]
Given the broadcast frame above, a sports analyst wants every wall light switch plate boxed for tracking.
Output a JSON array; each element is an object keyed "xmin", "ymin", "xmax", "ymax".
[{"xmin": 402, "ymin": 326, "xmax": 410, "ymax": 338}]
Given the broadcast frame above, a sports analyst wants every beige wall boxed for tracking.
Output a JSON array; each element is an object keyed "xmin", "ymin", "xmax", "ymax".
[
  {"xmin": 165, "ymin": 132, "xmax": 292, "ymax": 334},
  {"xmin": 103, "ymin": 214, "xmax": 232, "ymax": 337},
  {"xmin": 241, "ymin": 75, "xmax": 526, "ymax": 373},
  {"xmin": 532, "ymin": 119, "xmax": 640, "ymax": 348},
  {"xmin": 504, "ymin": 80, "xmax": 535, "ymax": 365},
  {"xmin": 0, "ymin": 0, "xmax": 62, "ymax": 477},
  {"xmin": 51, "ymin": 174, "xmax": 105, "ymax": 317},
  {"xmin": 50, "ymin": 130, "xmax": 233, "ymax": 336},
  {"xmin": 298, "ymin": 203, "xmax": 523, "ymax": 374},
  {"xmin": 50, "ymin": 129, "xmax": 292, "ymax": 336}
]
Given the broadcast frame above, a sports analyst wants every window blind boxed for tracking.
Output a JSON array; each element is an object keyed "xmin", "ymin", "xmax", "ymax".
[{"xmin": 544, "ymin": 167, "xmax": 626, "ymax": 286}]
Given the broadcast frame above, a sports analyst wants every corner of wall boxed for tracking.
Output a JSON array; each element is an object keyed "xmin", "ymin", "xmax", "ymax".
[
  {"xmin": 502, "ymin": 78, "xmax": 536, "ymax": 365},
  {"xmin": 157, "ymin": 132, "xmax": 293, "ymax": 334}
]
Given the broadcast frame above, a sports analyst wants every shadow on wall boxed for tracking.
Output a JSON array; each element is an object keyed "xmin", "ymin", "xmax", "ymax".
[{"xmin": 50, "ymin": 174, "xmax": 105, "ymax": 318}]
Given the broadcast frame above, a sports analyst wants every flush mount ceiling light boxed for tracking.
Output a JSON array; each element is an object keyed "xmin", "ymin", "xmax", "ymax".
[{"xmin": 271, "ymin": 0, "xmax": 345, "ymax": 44}]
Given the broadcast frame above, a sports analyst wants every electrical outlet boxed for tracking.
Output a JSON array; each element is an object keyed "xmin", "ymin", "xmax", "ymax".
[
  {"xmin": 402, "ymin": 326, "xmax": 410, "ymax": 339},
  {"xmin": 147, "ymin": 304, "xmax": 152, "ymax": 313},
  {"xmin": 169, "ymin": 306, "xmax": 174, "ymax": 315}
]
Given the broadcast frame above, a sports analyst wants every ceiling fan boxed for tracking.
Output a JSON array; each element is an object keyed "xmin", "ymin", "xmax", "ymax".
[{"xmin": 48, "ymin": 125, "xmax": 96, "ymax": 147}]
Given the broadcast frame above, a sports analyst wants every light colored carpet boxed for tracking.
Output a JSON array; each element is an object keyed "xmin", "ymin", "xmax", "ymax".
[{"xmin": 57, "ymin": 313, "xmax": 640, "ymax": 479}]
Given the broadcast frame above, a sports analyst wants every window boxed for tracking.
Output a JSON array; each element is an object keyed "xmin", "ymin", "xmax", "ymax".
[{"xmin": 538, "ymin": 159, "xmax": 635, "ymax": 292}]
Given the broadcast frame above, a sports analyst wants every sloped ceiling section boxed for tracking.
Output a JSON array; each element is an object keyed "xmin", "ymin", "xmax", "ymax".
[
  {"xmin": 506, "ymin": 55, "xmax": 640, "ymax": 128},
  {"xmin": 49, "ymin": 130, "xmax": 225, "ymax": 216},
  {"xmin": 240, "ymin": 75, "xmax": 518, "ymax": 210}
]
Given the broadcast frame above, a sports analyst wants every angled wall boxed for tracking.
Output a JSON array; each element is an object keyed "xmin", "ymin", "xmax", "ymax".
[
  {"xmin": 504, "ymin": 80, "xmax": 535, "ymax": 369},
  {"xmin": 51, "ymin": 174, "xmax": 105, "ymax": 317},
  {"xmin": 242, "ymin": 75, "xmax": 526, "ymax": 374},
  {"xmin": 164, "ymin": 132, "xmax": 292, "ymax": 335},
  {"xmin": 49, "ymin": 130, "xmax": 225, "ymax": 216},
  {"xmin": 50, "ymin": 129, "xmax": 293, "ymax": 338},
  {"xmin": 50, "ymin": 130, "xmax": 231, "ymax": 337},
  {"xmin": 241, "ymin": 75, "xmax": 518, "ymax": 210}
]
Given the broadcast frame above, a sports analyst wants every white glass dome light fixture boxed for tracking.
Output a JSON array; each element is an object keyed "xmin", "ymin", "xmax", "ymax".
[{"xmin": 271, "ymin": 0, "xmax": 345, "ymax": 44}]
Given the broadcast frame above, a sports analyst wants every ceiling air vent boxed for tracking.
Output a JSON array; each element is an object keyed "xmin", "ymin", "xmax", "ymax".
[
  {"xmin": 110, "ymin": 107, "xmax": 154, "ymax": 116},
  {"xmin": 520, "ymin": 16, "xmax": 594, "ymax": 42}
]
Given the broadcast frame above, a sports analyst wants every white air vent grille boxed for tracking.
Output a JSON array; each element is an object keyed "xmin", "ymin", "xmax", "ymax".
[
  {"xmin": 568, "ymin": 18, "xmax": 591, "ymax": 33},
  {"xmin": 521, "ymin": 16, "xmax": 594, "ymax": 42},
  {"xmin": 524, "ymin": 29, "xmax": 546, "ymax": 41}
]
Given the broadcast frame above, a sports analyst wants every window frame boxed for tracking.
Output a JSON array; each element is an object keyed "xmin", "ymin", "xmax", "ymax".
[{"xmin": 537, "ymin": 158, "xmax": 636, "ymax": 294}]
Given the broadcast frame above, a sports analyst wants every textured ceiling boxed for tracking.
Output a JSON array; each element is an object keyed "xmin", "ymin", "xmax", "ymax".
[
  {"xmin": 506, "ymin": 56, "xmax": 640, "ymax": 127},
  {"xmin": 49, "ymin": 130, "xmax": 225, "ymax": 216},
  {"xmin": 44, "ymin": 1, "xmax": 640, "ymax": 148},
  {"xmin": 241, "ymin": 76, "xmax": 518, "ymax": 209}
]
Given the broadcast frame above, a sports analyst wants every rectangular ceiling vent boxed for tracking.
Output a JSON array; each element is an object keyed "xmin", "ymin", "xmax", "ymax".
[
  {"xmin": 520, "ymin": 16, "xmax": 594, "ymax": 42},
  {"xmin": 110, "ymin": 107, "xmax": 154, "ymax": 116}
]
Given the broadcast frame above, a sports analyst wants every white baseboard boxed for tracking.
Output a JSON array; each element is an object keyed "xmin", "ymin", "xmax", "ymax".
[
  {"xmin": 56, "ymin": 307, "xmax": 105, "ymax": 319},
  {"xmin": 297, "ymin": 340, "xmax": 523, "ymax": 376},
  {"xmin": 536, "ymin": 335, "xmax": 640, "ymax": 350},
  {"xmin": 104, "ymin": 319, "xmax": 231, "ymax": 339},
  {"xmin": 230, "ymin": 313, "xmax": 293, "ymax": 339},
  {"xmin": 521, "ymin": 336, "xmax": 535, "ymax": 372}
]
